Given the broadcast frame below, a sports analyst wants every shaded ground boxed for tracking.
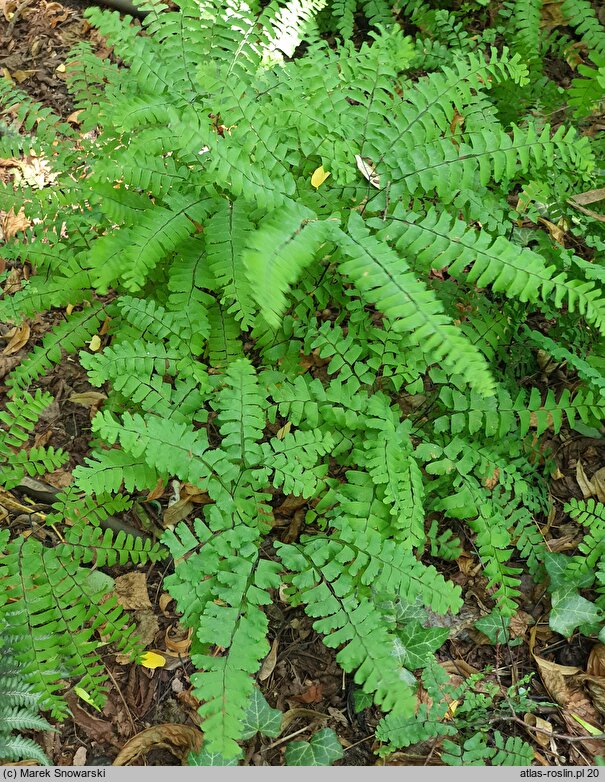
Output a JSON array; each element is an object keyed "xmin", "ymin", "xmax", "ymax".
[{"xmin": 2, "ymin": 0, "xmax": 605, "ymax": 766}]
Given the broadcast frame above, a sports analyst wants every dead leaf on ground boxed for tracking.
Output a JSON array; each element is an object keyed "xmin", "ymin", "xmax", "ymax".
[
  {"xmin": 539, "ymin": 217, "xmax": 567, "ymax": 246},
  {"xmin": 114, "ymin": 572, "xmax": 152, "ymax": 610},
  {"xmin": 258, "ymin": 637, "xmax": 279, "ymax": 681},
  {"xmin": 112, "ymin": 724, "xmax": 202, "ymax": 766},
  {"xmin": 588, "ymin": 644, "xmax": 605, "ymax": 677},
  {"xmin": 281, "ymin": 708, "xmax": 328, "ymax": 733},
  {"xmin": 2, "ymin": 268, "xmax": 23, "ymax": 295},
  {"xmin": 534, "ymin": 654, "xmax": 604, "ymax": 756},
  {"xmin": 72, "ymin": 747, "xmax": 87, "ymax": 766},
  {"xmin": 68, "ymin": 391, "xmax": 107, "ymax": 408},
  {"xmin": 164, "ymin": 623, "xmax": 192, "ymax": 656},
  {"xmin": 159, "ymin": 592, "xmax": 175, "ymax": 616},
  {"xmin": 510, "ymin": 610, "xmax": 533, "ymax": 639},
  {"xmin": 180, "ymin": 483, "xmax": 212, "ymax": 504},
  {"xmin": 2, "ymin": 322, "xmax": 30, "ymax": 354},
  {"xmin": 355, "ymin": 154, "xmax": 381, "ymax": 189},
  {"xmin": 163, "ymin": 497, "xmax": 194, "ymax": 528},
  {"xmin": 145, "ymin": 478, "xmax": 165, "ymax": 502},
  {"xmin": 569, "ymin": 188, "xmax": 605, "ymax": 207},
  {"xmin": 576, "ymin": 461, "xmax": 595, "ymax": 499},
  {"xmin": 134, "ymin": 608, "xmax": 159, "ymax": 646},
  {"xmin": 11, "ymin": 70, "xmax": 36, "ymax": 84},
  {"xmin": 292, "ymin": 682, "xmax": 323, "ymax": 704},
  {"xmin": 581, "ymin": 674, "xmax": 605, "ymax": 717},
  {"xmin": 64, "ymin": 691, "xmax": 119, "ymax": 747},
  {"xmin": 590, "ymin": 468, "xmax": 605, "ymax": 503},
  {"xmin": 482, "ymin": 467, "xmax": 500, "ymax": 491},
  {"xmin": 275, "ymin": 494, "xmax": 308, "ymax": 516},
  {"xmin": 44, "ymin": 469, "xmax": 73, "ymax": 489},
  {"xmin": 523, "ymin": 713, "xmax": 553, "ymax": 748}
]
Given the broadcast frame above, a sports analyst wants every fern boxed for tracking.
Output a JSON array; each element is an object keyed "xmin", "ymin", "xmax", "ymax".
[
  {"xmin": 0, "ymin": 620, "xmax": 53, "ymax": 765},
  {"xmin": 2, "ymin": 0, "xmax": 605, "ymax": 764}
]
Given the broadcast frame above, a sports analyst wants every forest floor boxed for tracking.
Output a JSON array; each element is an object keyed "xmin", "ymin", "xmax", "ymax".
[{"xmin": 2, "ymin": 0, "xmax": 605, "ymax": 767}]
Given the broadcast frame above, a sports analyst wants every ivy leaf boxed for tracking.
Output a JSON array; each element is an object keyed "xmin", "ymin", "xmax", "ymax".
[
  {"xmin": 285, "ymin": 728, "xmax": 344, "ymax": 766},
  {"xmin": 188, "ymin": 748, "xmax": 241, "ymax": 766},
  {"xmin": 474, "ymin": 611, "xmax": 510, "ymax": 644},
  {"xmin": 391, "ymin": 622, "xmax": 449, "ymax": 669},
  {"xmin": 550, "ymin": 589, "xmax": 603, "ymax": 636},
  {"xmin": 240, "ymin": 687, "xmax": 283, "ymax": 739}
]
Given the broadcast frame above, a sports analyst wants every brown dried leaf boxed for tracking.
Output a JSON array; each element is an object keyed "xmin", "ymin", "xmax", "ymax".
[
  {"xmin": 72, "ymin": 747, "xmax": 87, "ymax": 766},
  {"xmin": 510, "ymin": 610, "xmax": 533, "ymax": 639},
  {"xmin": 64, "ymin": 691, "xmax": 119, "ymax": 747},
  {"xmin": 2, "ymin": 206, "xmax": 31, "ymax": 242},
  {"xmin": 68, "ymin": 391, "xmax": 107, "ymax": 408},
  {"xmin": 482, "ymin": 467, "xmax": 500, "ymax": 491},
  {"xmin": 534, "ymin": 655, "xmax": 581, "ymax": 703},
  {"xmin": 66, "ymin": 109, "xmax": 83, "ymax": 125},
  {"xmin": 134, "ymin": 608, "xmax": 159, "ymax": 646},
  {"xmin": 145, "ymin": 478, "xmax": 165, "ymax": 502},
  {"xmin": 275, "ymin": 494, "xmax": 307, "ymax": 516},
  {"xmin": 582, "ymin": 675, "xmax": 605, "ymax": 717},
  {"xmin": 164, "ymin": 623, "xmax": 192, "ymax": 655},
  {"xmin": 293, "ymin": 682, "xmax": 323, "ymax": 704},
  {"xmin": 44, "ymin": 469, "xmax": 73, "ymax": 489},
  {"xmin": 569, "ymin": 188, "xmax": 605, "ymax": 206},
  {"xmin": 112, "ymin": 724, "xmax": 202, "ymax": 766},
  {"xmin": 281, "ymin": 708, "xmax": 327, "ymax": 733},
  {"xmin": 180, "ymin": 483, "xmax": 212, "ymax": 504},
  {"xmin": 591, "ymin": 468, "xmax": 605, "ymax": 504},
  {"xmin": 258, "ymin": 637, "xmax": 279, "ymax": 681},
  {"xmin": 588, "ymin": 644, "xmax": 605, "ymax": 677},
  {"xmin": 523, "ymin": 713, "xmax": 553, "ymax": 748},
  {"xmin": 576, "ymin": 461, "xmax": 595, "ymax": 499},
  {"xmin": 162, "ymin": 497, "xmax": 194, "ymax": 528},
  {"xmin": 2, "ymin": 322, "xmax": 30, "ymax": 355},
  {"xmin": 539, "ymin": 217, "xmax": 566, "ymax": 246},
  {"xmin": 11, "ymin": 70, "xmax": 35, "ymax": 84},
  {"xmin": 159, "ymin": 593, "xmax": 174, "ymax": 616},
  {"xmin": 114, "ymin": 572, "xmax": 152, "ymax": 611}
]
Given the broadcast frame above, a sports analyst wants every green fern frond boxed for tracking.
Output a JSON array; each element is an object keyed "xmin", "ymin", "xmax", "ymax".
[{"xmin": 337, "ymin": 214, "xmax": 495, "ymax": 395}]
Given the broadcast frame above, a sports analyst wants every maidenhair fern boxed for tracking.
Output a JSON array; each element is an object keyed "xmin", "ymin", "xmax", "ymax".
[
  {"xmin": 0, "ymin": 616, "xmax": 52, "ymax": 765},
  {"xmin": 1, "ymin": 0, "xmax": 605, "ymax": 765}
]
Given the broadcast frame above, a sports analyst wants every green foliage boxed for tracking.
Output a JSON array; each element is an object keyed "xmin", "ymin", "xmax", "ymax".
[
  {"xmin": 1, "ymin": 0, "xmax": 604, "ymax": 766},
  {"xmin": 0, "ymin": 620, "xmax": 53, "ymax": 765},
  {"xmin": 285, "ymin": 728, "xmax": 344, "ymax": 765},
  {"xmin": 0, "ymin": 492, "xmax": 165, "ymax": 717},
  {"xmin": 543, "ymin": 499, "xmax": 605, "ymax": 639}
]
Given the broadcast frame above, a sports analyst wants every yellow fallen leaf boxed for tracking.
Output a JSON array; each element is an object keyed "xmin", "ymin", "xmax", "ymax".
[
  {"xmin": 311, "ymin": 165, "xmax": 330, "ymax": 189},
  {"xmin": 88, "ymin": 334, "xmax": 102, "ymax": 351},
  {"xmin": 68, "ymin": 391, "xmax": 107, "ymax": 408},
  {"xmin": 140, "ymin": 651, "xmax": 166, "ymax": 669},
  {"xmin": 74, "ymin": 686, "xmax": 101, "ymax": 711},
  {"xmin": 276, "ymin": 421, "xmax": 292, "ymax": 439},
  {"xmin": 444, "ymin": 699, "xmax": 460, "ymax": 721}
]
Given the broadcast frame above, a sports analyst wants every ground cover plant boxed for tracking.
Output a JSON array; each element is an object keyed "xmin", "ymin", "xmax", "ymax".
[{"xmin": 1, "ymin": 0, "xmax": 605, "ymax": 765}]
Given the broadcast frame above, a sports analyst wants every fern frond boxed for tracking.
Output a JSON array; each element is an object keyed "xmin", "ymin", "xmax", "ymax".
[{"xmin": 337, "ymin": 214, "xmax": 495, "ymax": 395}]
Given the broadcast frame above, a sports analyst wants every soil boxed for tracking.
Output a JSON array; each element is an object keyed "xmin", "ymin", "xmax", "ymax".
[{"xmin": 1, "ymin": 0, "xmax": 605, "ymax": 767}]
